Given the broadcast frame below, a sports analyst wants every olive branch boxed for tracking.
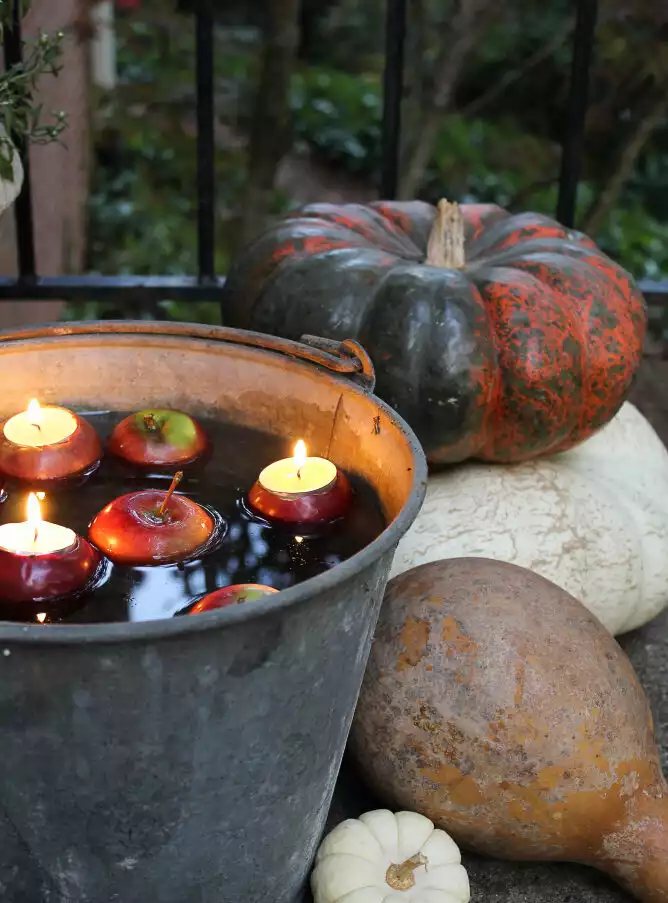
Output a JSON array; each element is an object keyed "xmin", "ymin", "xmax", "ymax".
[{"xmin": 0, "ymin": 1, "xmax": 67, "ymax": 181}]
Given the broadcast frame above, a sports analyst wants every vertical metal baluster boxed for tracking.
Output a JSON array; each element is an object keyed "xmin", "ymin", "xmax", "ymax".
[
  {"xmin": 557, "ymin": 0, "xmax": 599, "ymax": 228},
  {"xmin": 380, "ymin": 0, "xmax": 407, "ymax": 200},
  {"xmin": 3, "ymin": 0, "xmax": 36, "ymax": 278},
  {"xmin": 195, "ymin": 4, "xmax": 215, "ymax": 281}
]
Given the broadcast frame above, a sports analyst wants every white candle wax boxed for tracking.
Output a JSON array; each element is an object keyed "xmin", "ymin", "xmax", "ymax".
[
  {"xmin": 0, "ymin": 520, "xmax": 76, "ymax": 556},
  {"xmin": 3, "ymin": 400, "xmax": 77, "ymax": 448},
  {"xmin": 259, "ymin": 440, "xmax": 337, "ymax": 496}
]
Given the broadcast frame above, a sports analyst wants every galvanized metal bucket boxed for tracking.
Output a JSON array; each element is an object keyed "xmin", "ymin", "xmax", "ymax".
[{"xmin": 0, "ymin": 322, "xmax": 426, "ymax": 903}]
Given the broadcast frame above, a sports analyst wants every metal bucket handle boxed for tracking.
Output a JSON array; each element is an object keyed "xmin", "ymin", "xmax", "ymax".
[{"xmin": 0, "ymin": 321, "xmax": 376, "ymax": 393}]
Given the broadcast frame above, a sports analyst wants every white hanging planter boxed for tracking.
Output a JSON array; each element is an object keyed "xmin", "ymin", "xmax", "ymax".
[
  {"xmin": 90, "ymin": 1, "xmax": 117, "ymax": 90},
  {"xmin": 0, "ymin": 126, "xmax": 24, "ymax": 218}
]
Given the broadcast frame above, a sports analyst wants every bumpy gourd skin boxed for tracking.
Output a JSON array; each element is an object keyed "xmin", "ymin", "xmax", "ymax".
[
  {"xmin": 350, "ymin": 558, "xmax": 668, "ymax": 903},
  {"xmin": 222, "ymin": 201, "xmax": 646, "ymax": 464}
]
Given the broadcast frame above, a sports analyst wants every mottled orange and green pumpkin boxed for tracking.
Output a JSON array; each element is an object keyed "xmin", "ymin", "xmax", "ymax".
[{"xmin": 222, "ymin": 199, "xmax": 647, "ymax": 464}]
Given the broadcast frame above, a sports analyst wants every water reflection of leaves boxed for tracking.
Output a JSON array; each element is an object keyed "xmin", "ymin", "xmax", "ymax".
[{"xmin": 169, "ymin": 515, "xmax": 279, "ymax": 602}]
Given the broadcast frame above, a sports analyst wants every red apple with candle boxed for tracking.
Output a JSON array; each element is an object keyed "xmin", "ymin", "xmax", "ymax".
[
  {"xmin": 188, "ymin": 584, "xmax": 279, "ymax": 615},
  {"xmin": 89, "ymin": 472, "xmax": 216, "ymax": 566},
  {"xmin": 0, "ymin": 493, "xmax": 102, "ymax": 605},
  {"xmin": 108, "ymin": 408, "xmax": 210, "ymax": 469},
  {"xmin": 249, "ymin": 440, "xmax": 352, "ymax": 526},
  {"xmin": 0, "ymin": 399, "xmax": 102, "ymax": 487}
]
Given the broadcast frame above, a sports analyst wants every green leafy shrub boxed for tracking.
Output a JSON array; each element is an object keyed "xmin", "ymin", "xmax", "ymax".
[
  {"xmin": 0, "ymin": 8, "xmax": 66, "ymax": 179},
  {"xmin": 291, "ymin": 67, "xmax": 381, "ymax": 174}
]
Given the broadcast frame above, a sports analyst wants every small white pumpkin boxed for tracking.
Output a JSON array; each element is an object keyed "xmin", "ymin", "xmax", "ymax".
[
  {"xmin": 311, "ymin": 809, "xmax": 470, "ymax": 903},
  {"xmin": 391, "ymin": 401, "xmax": 668, "ymax": 635}
]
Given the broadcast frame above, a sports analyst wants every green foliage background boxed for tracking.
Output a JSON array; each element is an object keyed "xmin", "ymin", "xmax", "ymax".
[{"xmin": 73, "ymin": 0, "xmax": 668, "ymax": 332}]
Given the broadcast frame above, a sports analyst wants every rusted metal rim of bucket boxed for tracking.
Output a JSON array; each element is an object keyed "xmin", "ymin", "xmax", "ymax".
[{"xmin": 0, "ymin": 321, "xmax": 428, "ymax": 644}]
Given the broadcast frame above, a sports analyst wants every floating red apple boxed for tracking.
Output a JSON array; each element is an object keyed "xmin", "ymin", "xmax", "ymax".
[
  {"xmin": 0, "ymin": 399, "xmax": 102, "ymax": 487},
  {"xmin": 108, "ymin": 408, "xmax": 209, "ymax": 469},
  {"xmin": 0, "ymin": 493, "xmax": 102, "ymax": 605},
  {"xmin": 188, "ymin": 584, "xmax": 279, "ymax": 615},
  {"xmin": 89, "ymin": 472, "xmax": 216, "ymax": 566}
]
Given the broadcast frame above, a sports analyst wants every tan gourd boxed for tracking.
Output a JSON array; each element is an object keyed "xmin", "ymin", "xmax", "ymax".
[
  {"xmin": 311, "ymin": 809, "xmax": 470, "ymax": 903},
  {"xmin": 350, "ymin": 558, "xmax": 668, "ymax": 902}
]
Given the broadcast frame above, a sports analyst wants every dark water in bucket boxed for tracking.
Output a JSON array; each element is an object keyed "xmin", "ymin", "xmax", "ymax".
[{"xmin": 0, "ymin": 412, "xmax": 386, "ymax": 624}]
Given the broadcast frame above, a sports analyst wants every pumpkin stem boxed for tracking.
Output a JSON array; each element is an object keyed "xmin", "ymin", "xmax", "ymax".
[
  {"xmin": 385, "ymin": 853, "xmax": 429, "ymax": 891},
  {"xmin": 426, "ymin": 199, "xmax": 466, "ymax": 269}
]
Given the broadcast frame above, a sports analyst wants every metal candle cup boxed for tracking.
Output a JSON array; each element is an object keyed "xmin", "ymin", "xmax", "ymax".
[
  {"xmin": 0, "ymin": 399, "xmax": 102, "ymax": 487},
  {"xmin": 0, "ymin": 493, "xmax": 102, "ymax": 605},
  {"xmin": 249, "ymin": 440, "xmax": 352, "ymax": 526}
]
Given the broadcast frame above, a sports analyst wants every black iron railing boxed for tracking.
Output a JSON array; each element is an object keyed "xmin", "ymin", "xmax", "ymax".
[{"xmin": 0, "ymin": 0, "xmax": 666, "ymax": 315}]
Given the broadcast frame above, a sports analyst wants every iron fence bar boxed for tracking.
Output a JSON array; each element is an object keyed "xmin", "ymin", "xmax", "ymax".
[
  {"xmin": 556, "ymin": 0, "xmax": 598, "ymax": 227},
  {"xmin": 0, "ymin": 275, "xmax": 226, "ymax": 302},
  {"xmin": 640, "ymin": 280, "xmax": 668, "ymax": 304},
  {"xmin": 380, "ymin": 0, "xmax": 407, "ymax": 199},
  {"xmin": 3, "ymin": 0, "xmax": 36, "ymax": 278},
  {"xmin": 0, "ymin": 275, "xmax": 665, "ymax": 307},
  {"xmin": 195, "ymin": 5, "xmax": 216, "ymax": 281}
]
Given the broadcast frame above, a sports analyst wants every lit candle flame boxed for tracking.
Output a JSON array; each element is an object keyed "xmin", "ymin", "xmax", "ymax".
[
  {"xmin": 27, "ymin": 398, "xmax": 42, "ymax": 428},
  {"xmin": 293, "ymin": 440, "xmax": 307, "ymax": 480},
  {"xmin": 27, "ymin": 492, "xmax": 42, "ymax": 527},
  {"xmin": 36, "ymin": 612, "xmax": 46, "ymax": 624},
  {"xmin": 27, "ymin": 492, "xmax": 42, "ymax": 552}
]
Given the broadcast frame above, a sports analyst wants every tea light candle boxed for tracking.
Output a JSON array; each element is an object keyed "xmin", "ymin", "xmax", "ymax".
[
  {"xmin": 188, "ymin": 584, "xmax": 279, "ymax": 615},
  {"xmin": 4, "ymin": 399, "xmax": 77, "ymax": 447},
  {"xmin": 0, "ymin": 399, "xmax": 102, "ymax": 486},
  {"xmin": 0, "ymin": 493, "xmax": 102, "ymax": 605},
  {"xmin": 89, "ymin": 471, "xmax": 217, "ymax": 567},
  {"xmin": 249, "ymin": 440, "xmax": 351, "ymax": 526},
  {"xmin": 0, "ymin": 492, "xmax": 76, "ymax": 554}
]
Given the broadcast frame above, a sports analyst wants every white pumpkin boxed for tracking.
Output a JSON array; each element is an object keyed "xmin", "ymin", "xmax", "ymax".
[
  {"xmin": 391, "ymin": 402, "xmax": 668, "ymax": 636},
  {"xmin": 311, "ymin": 809, "xmax": 470, "ymax": 903}
]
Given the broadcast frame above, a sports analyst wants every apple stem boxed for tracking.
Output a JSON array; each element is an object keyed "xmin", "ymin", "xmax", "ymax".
[{"xmin": 158, "ymin": 471, "xmax": 183, "ymax": 518}]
